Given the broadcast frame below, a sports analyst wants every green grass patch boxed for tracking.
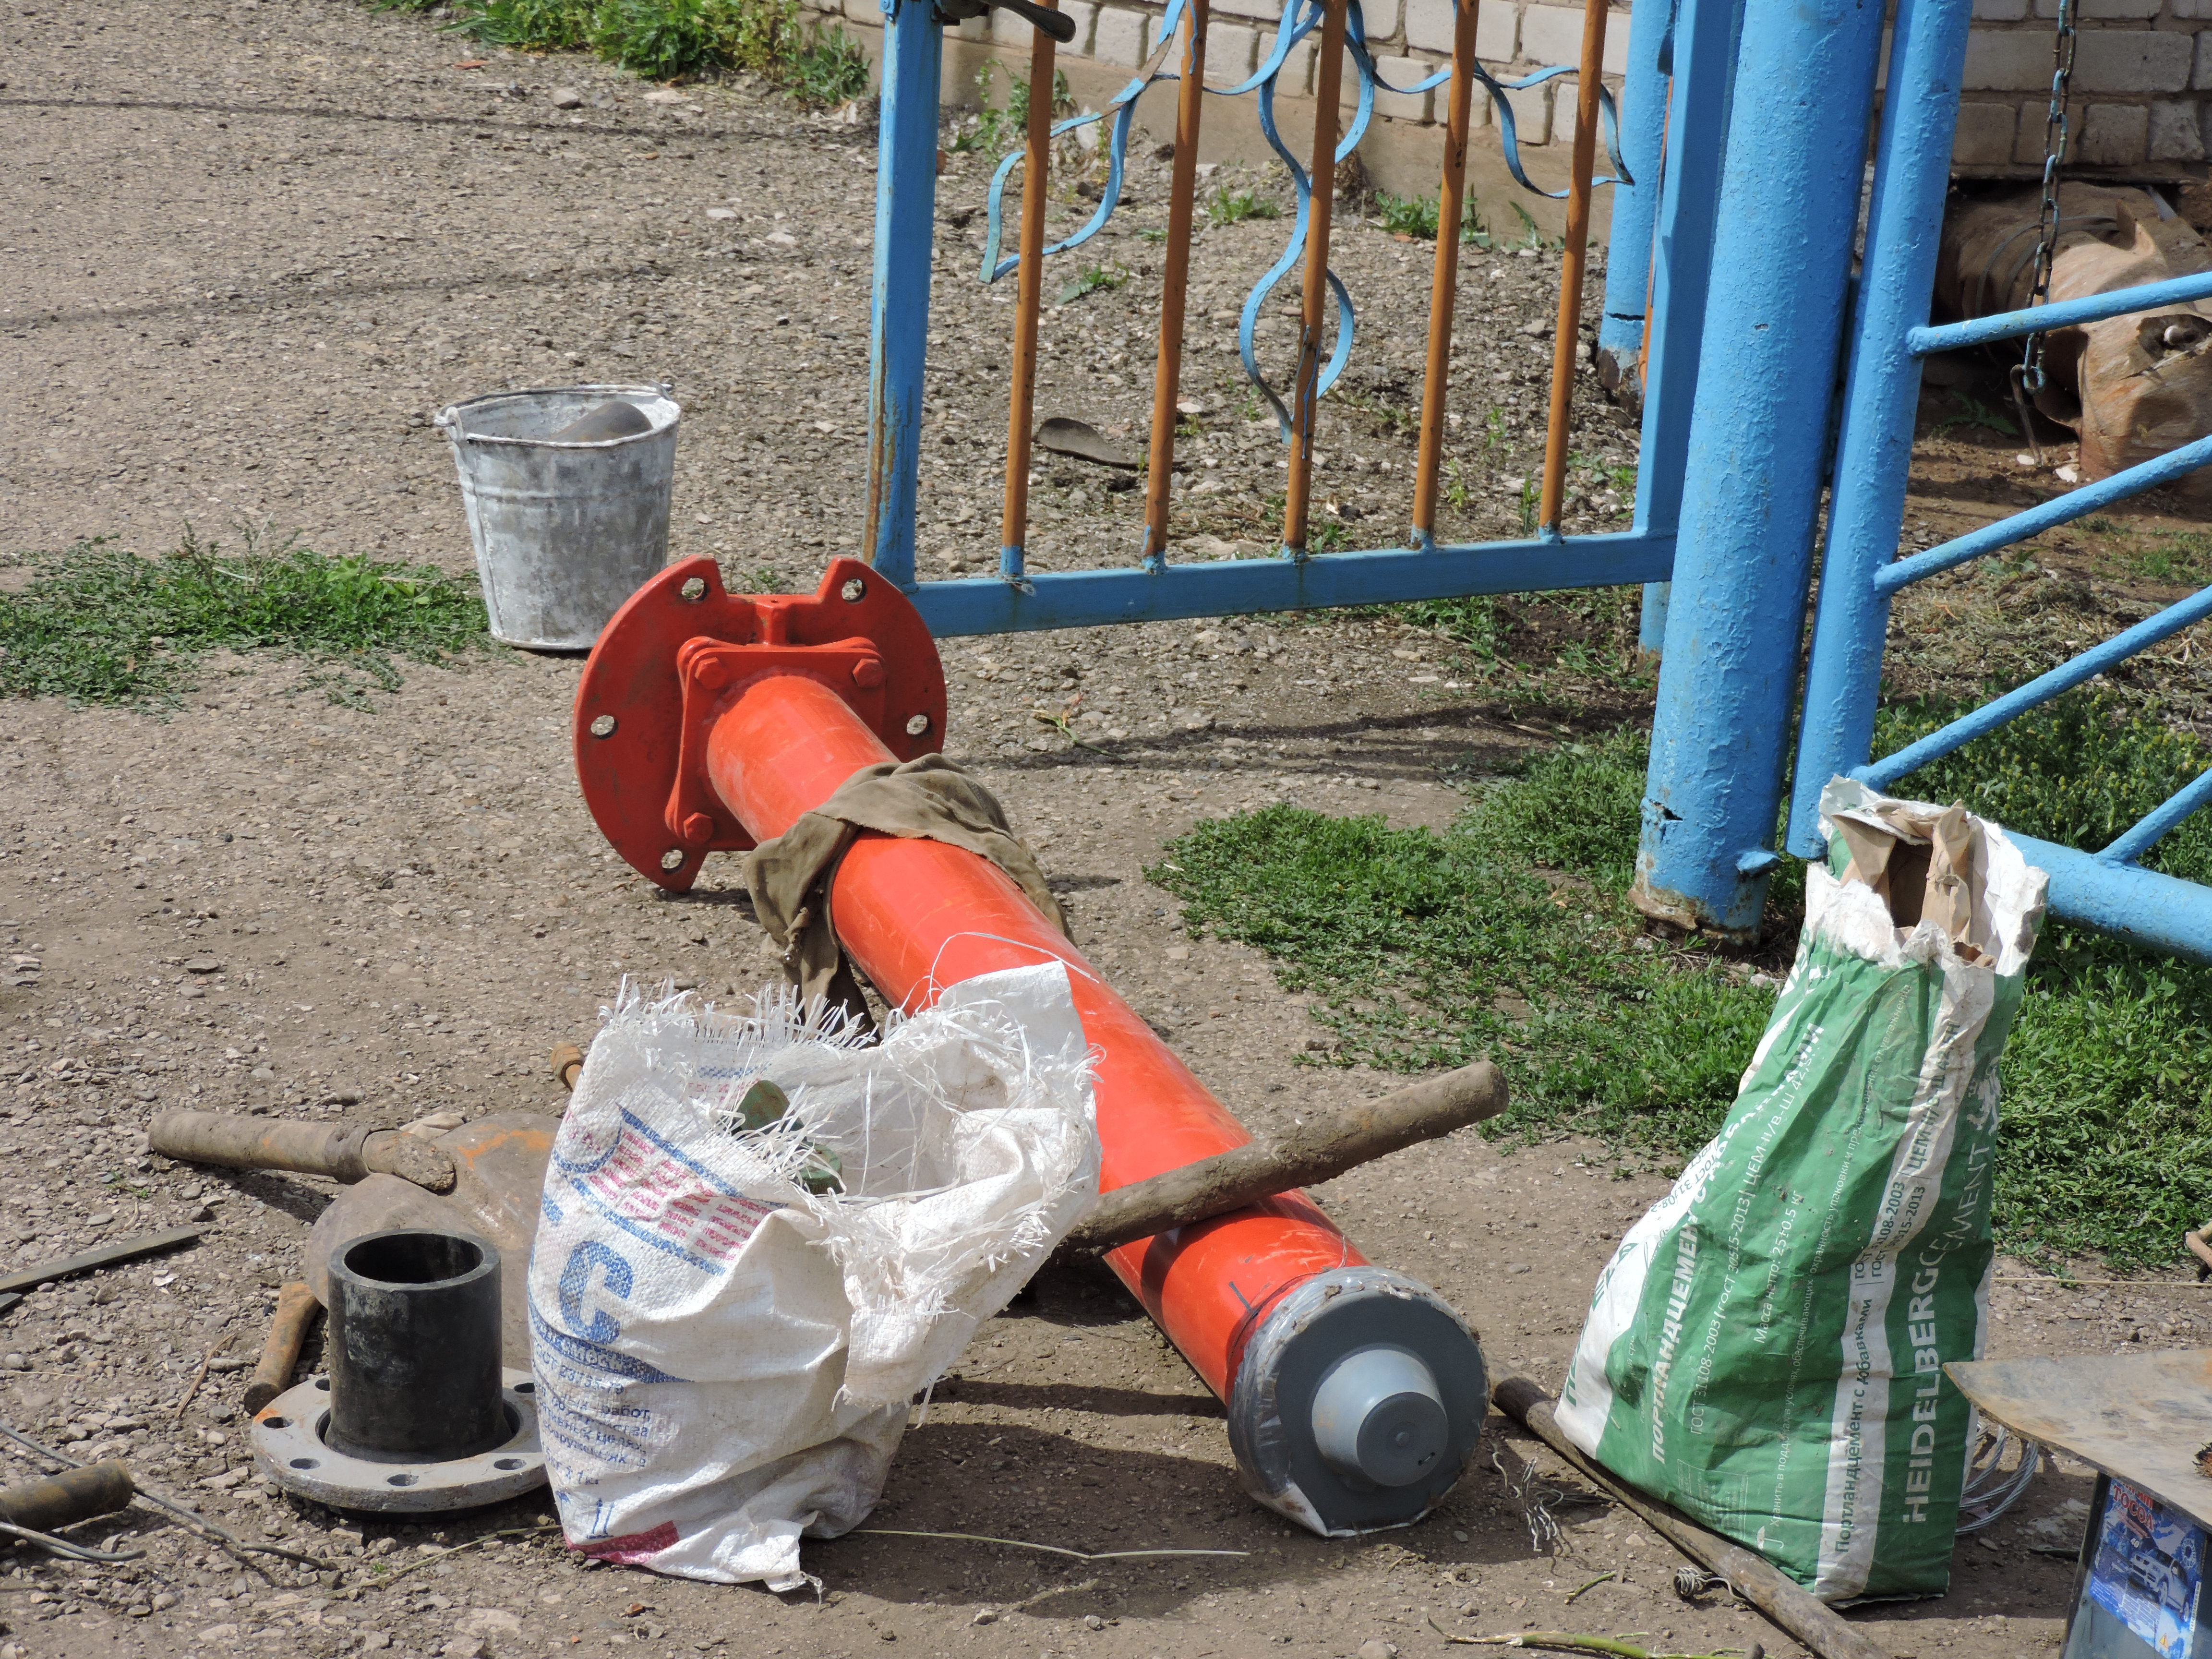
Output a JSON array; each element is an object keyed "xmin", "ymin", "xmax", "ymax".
[
  {"xmin": 0, "ymin": 531, "xmax": 492, "ymax": 709},
  {"xmin": 1152, "ymin": 701, "xmax": 2212, "ymax": 1270},
  {"xmin": 445, "ymin": 0, "xmax": 868, "ymax": 105}
]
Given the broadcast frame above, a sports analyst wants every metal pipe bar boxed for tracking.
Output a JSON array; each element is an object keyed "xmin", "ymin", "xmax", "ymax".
[
  {"xmin": 1595, "ymin": 0, "xmax": 1671, "ymax": 396},
  {"xmin": 909, "ymin": 529, "xmax": 1672, "ymax": 634},
  {"xmin": 1907, "ymin": 268, "xmax": 2212, "ymax": 357},
  {"xmin": 1409, "ymin": 0, "xmax": 1481, "ymax": 548},
  {"xmin": 2005, "ymin": 830, "xmax": 2212, "ymax": 962},
  {"xmin": 1873, "ymin": 430, "xmax": 2212, "ymax": 597},
  {"xmin": 1632, "ymin": 0, "xmax": 1887, "ymax": 937},
  {"xmin": 1784, "ymin": 0, "xmax": 1975, "ymax": 855},
  {"xmin": 1856, "ymin": 583, "xmax": 2212, "ymax": 791},
  {"xmin": 864, "ymin": 0, "xmax": 944, "ymax": 589},
  {"xmin": 2099, "ymin": 765, "xmax": 2212, "ymax": 867},
  {"xmin": 1283, "ymin": 0, "xmax": 1348, "ymax": 556},
  {"xmin": 999, "ymin": 2, "xmax": 1060, "ymax": 581},
  {"xmin": 1537, "ymin": 0, "xmax": 1611, "ymax": 536},
  {"xmin": 1141, "ymin": 0, "xmax": 1209, "ymax": 570}
]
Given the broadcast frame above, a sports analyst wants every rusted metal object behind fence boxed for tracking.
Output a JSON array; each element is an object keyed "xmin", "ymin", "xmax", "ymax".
[{"xmin": 1938, "ymin": 184, "xmax": 2212, "ymax": 495}]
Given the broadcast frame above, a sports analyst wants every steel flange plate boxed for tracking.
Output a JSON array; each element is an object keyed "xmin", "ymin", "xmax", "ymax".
[
  {"xmin": 251, "ymin": 1369, "xmax": 548, "ymax": 1514},
  {"xmin": 574, "ymin": 556, "xmax": 946, "ymax": 891}
]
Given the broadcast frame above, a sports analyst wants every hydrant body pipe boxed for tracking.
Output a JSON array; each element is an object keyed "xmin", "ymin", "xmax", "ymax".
[
  {"xmin": 576, "ymin": 559, "xmax": 1487, "ymax": 1536},
  {"xmin": 703, "ymin": 670, "xmax": 1359, "ymax": 1403}
]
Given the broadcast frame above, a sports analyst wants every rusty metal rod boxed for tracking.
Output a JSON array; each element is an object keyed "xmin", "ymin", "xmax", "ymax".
[
  {"xmin": 1493, "ymin": 1378, "xmax": 1894, "ymax": 1659},
  {"xmin": 1141, "ymin": 0, "xmax": 1209, "ymax": 568},
  {"xmin": 999, "ymin": 1, "xmax": 1060, "ymax": 579},
  {"xmin": 148, "ymin": 1112, "xmax": 457, "ymax": 1194},
  {"xmin": 0, "ymin": 1461, "xmax": 135, "ymax": 1537},
  {"xmin": 243, "ymin": 1282, "xmax": 321, "ymax": 1416},
  {"xmin": 1066, "ymin": 1060, "xmax": 1504, "ymax": 1252},
  {"xmin": 1537, "ymin": 0, "xmax": 1611, "ymax": 535},
  {"xmin": 550, "ymin": 1041, "xmax": 585, "ymax": 1093},
  {"xmin": 1284, "ymin": 0, "xmax": 1348, "ymax": 555},
  {"xmin": 1410, "ymin": 0, "xmax": 1481, "ymax": 546}
]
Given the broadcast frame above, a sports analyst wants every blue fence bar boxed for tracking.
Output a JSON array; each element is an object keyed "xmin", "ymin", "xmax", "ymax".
[
  {"xmin": 862, "ymin": 0, "xmax": 942, "ymax": 590},
  {"xmin": 2002, "ymin": 830, "xmax": 2212, "ymax": 959},
  {"xmin": 1783, "ymin": 0, "xmax": 1975, "ymax": 855},
  {"xmin": 1907, "ymin": 268, "xmax": 2212, "ymax": 357},
  {"xmin": 1873, "ymin": 430, "xmax": 2212, "ymax": 597},
  {"xmin": 1858, "ymin": 584, "xmax": 2212, "ymax": 791},
  {"xmin": 2101, "ymin": 766, "xmax": 2212, "ymax": 867},
  {"xmin": 1631, "ymin": 0, "xmax": 1887, "ymax": 937},
  {"xmin": 912, "ymin": 530, "xmax": 1674, "ymax": 634}
]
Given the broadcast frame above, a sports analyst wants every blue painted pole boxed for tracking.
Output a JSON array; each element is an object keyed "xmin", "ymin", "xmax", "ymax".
[
  {"xmin": 1636, "ymin": 579, "xmax": 1670, "ymax": 654},
  {"xmin": 864, "ymin": 0, "xmax": 943, "ymax": 591},
  {"xmin": 1594, "ymin": 0, "xmax": 1672, "ymax": 401},
  {"xmin": 1631, "ymin": 0, "xmax": 1889, "ymax": 937},
  {"xmin": 1623, "ymin": 0, "xmax": 1739, "ymax": 657},
  {"xmin": 1784, "ymin": 0, "xmax": 1975, "ymax": 855}
]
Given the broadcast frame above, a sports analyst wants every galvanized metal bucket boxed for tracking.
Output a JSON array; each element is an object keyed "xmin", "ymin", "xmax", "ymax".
[{"xmin": 436, "ymin": 383, "xmax": 682, "ymax": 650}]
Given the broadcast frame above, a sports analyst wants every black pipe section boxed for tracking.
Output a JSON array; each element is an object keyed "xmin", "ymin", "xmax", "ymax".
[{"xmin": 325, "ymin": 1229, "xmax": 507, "ymax": 1463}]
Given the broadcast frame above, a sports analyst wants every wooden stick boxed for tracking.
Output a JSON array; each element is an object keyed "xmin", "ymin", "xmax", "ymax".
[
  {"xmin": 1410, "ymin": 0, "xmax": 1481, "ymax": 544},
  {"xmin": 1065, "ymin": 1060, "xmax": 1504, "ymax": 1251},
  {"xmin": 999, "ymin": 1, "xmax": 1060, "ymax": 578},
  {"xmin": 1428, "ymin": 1623, "xmax": 1753, "ymax": 1659},
  {"xmin": 1492, "ymin": 1378, "xmax": 1891, "ymax": 1659},
  {"xmin": 1140, "ymin": 0, "xmax": 1208, "ymax": 568},
  {"xmin": 1537, "ymin": 0, "xmax": 1611, "ymax": 534},
  {"xmin": 176, "ymin": 1332, "xmax": 233, "ymax": 1421},
  {"xmin": 243, "ymin": 1282, "xmax": 320, "ymax": 1415}
]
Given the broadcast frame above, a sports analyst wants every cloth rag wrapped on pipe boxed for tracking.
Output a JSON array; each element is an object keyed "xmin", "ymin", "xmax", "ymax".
[
  {"xmin": 1558, "ymin": 778, "xmax": 2048, "ymax": 1603},
  {"xmin": 744, "ymin": 753, "xmax": 1071, "ymax": 1029},
  {"xmin": 528, "ymin": 963, "xmax": 1099, "ymax": 1591}
]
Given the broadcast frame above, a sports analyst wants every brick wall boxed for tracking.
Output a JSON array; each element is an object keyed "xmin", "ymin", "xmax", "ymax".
[
  {"xmin": 814, "ymin": 0, "xmax": 2212, "ymax": 181},
  {"xmin": 1958, "ymin": 0, "xmax": 2208, "ymax": 174}
]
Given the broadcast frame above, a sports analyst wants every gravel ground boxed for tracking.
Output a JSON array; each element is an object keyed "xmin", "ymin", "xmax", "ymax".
[{"xmin": 3, "ymin": 3, "xmax": 2207, "ymax": 1659}]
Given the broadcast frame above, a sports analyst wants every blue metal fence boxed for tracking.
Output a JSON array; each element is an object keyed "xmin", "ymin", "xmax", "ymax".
[
  {"xmin": 1625, "ymin": 0, "xmax": 2212, "ymax": 959},
  {"xmin": 853, "ymin": 0, "xmax": 1719, "ymax": 641}
]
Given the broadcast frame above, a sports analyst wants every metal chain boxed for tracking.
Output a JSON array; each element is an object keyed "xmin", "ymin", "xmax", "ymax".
[{"xmin": 2010, "ymin": 0, "xmax": 2079, "ymax": 462}]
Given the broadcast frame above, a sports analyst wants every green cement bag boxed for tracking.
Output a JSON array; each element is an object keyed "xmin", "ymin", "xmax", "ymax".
[{"xmin": 1558, "ymin": 779, "xmax": 2047, "ymax": 1602}]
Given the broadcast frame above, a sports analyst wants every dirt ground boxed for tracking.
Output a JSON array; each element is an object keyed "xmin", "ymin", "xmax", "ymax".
[{"xmin": 5, "ymin": 2, "xmax": 2212, "ymax": 1658}]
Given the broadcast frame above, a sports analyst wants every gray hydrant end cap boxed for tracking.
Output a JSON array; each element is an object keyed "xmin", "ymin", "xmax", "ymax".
[{"xmin": 1310, "ymin": 1344, "xmax": 1449, "ymax": 1489}]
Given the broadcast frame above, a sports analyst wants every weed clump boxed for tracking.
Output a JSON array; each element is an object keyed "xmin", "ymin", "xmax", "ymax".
[
  {"xmin": 0, "ymin": 531, "xmax": 491, "ymax": 709},
  {"xmin": 439, "ymin": 0, "xmax": 869, "ymax": 104},
  {"xmin": 1153, "ymin": 708, "xmax": 2212, "ymax": 1271}
]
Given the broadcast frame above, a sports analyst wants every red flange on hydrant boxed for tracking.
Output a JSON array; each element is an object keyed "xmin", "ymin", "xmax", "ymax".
[{"xmin": 573, "ymin": 558, "xmax": 1487, "ymax": 1536}]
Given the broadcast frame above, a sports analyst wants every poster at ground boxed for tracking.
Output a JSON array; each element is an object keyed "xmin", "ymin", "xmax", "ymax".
[{"xmin": 2088, "ymin": 1478, "xmax": 2205, "ymax": 1659}]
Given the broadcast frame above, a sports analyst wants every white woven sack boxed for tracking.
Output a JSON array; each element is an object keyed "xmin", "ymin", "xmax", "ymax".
[{"xmin": 529, "ymin": 962, "xmax": 1099, "ymax": 1590}]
